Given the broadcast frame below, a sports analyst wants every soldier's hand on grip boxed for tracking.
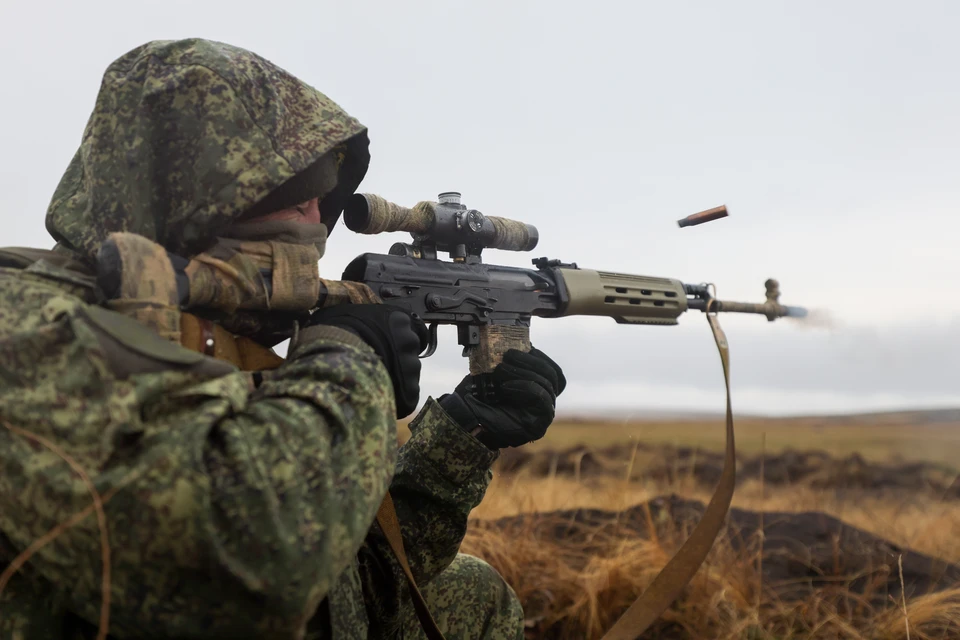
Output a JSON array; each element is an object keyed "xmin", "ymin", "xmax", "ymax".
[
  {"xmin": 307, "ymin": 304, "xmax": 429, "ymax": 418},
  {"xmin": 439, "ymin": 348, "xmax": 566, "ymax": 449}
]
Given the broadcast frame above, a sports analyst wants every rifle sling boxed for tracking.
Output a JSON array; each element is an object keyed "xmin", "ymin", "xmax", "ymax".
[
  {"xmin": 375, "ymin": 492, "xmax": 446, "ymax": 640},
  {"xmin": 598, "ymin": 309, "xmax": 737, "ymax": 639}
]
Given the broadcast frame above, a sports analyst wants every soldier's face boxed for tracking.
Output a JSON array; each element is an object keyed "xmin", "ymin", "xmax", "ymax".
[{"xmin": 251, "ymin": 197, "xmax": 321, "ymax": 225}]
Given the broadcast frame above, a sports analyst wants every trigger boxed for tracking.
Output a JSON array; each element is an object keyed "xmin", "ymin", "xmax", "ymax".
[{"xmin": 420, "ymin": 323, "xmax": 439, "ymax": 358}]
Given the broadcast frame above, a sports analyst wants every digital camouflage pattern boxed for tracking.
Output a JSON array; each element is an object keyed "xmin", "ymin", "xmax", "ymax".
[
  {"xmin": 0, "ymin": 38, "xmax": 523, "ymax": 639},
  {"xmin": 45, "ymin": 38, "xmax": 365, "ymax": 261},
  {"xmin": 394, "ymin": 554, "xmax": 524, "ymax": 639}
]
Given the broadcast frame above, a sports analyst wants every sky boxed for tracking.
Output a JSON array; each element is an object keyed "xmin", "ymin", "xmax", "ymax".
[{"xmin": 1, "ymin": 1, "xmax": 958, "ymax": 416}]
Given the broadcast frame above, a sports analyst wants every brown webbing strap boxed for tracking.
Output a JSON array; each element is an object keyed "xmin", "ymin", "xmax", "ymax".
[
  {"xmin": 376, "ymin": 492, "xmax": 446, "ymax": 640},
  {"xmin": 599, "ymin": 308, "xmax": 737, "ymax": 639}
]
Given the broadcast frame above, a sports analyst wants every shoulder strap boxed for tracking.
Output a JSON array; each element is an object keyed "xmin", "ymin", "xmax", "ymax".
[
  {"xmin": 0, "ymin": 246, "xmax": 98, "ymax": 292},
  {"xmin": 376, "ymin": 492, "xmax": 446, "ymax": 640},
  {"xmin": 598, "ymin": 311, "xmax": 736, "ymax": 639},
  {"xmin": 0, "ymin": 247, "xmax": 45, "ymax": 269},
  {"xmin": 179, "ymin": 313, "xmax": 284, "ymax": 371}
]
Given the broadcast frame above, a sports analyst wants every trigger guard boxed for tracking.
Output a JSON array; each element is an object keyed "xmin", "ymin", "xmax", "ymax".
[{"xmin": 420, "ymin": 323, "xmax": 439, "ymax": 358}]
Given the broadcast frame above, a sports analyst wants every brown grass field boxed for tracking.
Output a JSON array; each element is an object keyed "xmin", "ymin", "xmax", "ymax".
[{"xmin": 400, "ymin": 412, "xmax": 960, "ymax": 639}]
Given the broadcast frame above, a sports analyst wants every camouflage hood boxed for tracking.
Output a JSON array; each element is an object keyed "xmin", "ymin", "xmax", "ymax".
[{"xmin": 45, "ymin": 38, "xmax": 370, "ymax": 262}]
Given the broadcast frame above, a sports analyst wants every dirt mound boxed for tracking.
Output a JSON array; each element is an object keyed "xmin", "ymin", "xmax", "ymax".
[
  {"xmin": 476, "ymin": 495, "xmax": 959, "ymax": 601},
  {"xmin": 495, "ymin": 444, "xmax": 960, "ymax": 498},
  {"xmin": 465, "ymin": 496, "xmax": 960, "ymax": 638}
]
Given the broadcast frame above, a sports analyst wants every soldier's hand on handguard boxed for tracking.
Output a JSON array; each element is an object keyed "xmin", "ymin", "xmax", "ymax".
[
  {"xmin": 438, "ymin": 348, "xmax": 566, "ymax": 450},
  {"xmin": 306, "ymin": 304, "xmax": 429, "ymax": 418}
]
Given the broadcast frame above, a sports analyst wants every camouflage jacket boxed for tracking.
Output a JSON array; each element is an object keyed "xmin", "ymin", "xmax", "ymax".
[{"xmin": 0, "ymin": 39, "xmax": 498, "ymax": 639}]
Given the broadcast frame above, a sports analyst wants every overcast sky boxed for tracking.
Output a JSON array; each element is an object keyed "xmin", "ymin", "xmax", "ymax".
[{"xmin": 2, "ymin": 1, "xmax": 958, "ymax": 416}]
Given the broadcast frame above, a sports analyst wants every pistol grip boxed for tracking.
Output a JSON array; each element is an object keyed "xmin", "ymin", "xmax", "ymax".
[{"xmin": 467, "ymin": 325, "xmax": 531, "ymax": 375}]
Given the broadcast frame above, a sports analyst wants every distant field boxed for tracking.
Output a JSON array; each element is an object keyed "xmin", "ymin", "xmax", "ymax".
[
  {"xmin": 520, "ymin": 414, "xmax": 960, "ymax": 470},
  {"xmin": 401, "ymin": 410, "xmax": 960, "ymax": 469}
]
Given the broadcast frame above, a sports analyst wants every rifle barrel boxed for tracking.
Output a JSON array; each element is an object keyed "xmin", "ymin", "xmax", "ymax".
[{"xmin": 687, "ymin": 298, "xmax": 807, "ymax": 319}]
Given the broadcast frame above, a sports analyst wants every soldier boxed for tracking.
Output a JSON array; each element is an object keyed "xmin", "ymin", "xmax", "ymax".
[{"xmin": 0, "ymin": 38, "xmax": 565, "ymax": 639}]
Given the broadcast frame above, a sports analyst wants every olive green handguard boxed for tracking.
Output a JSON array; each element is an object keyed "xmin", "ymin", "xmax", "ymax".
[{"xmin": 556, "ymin": 268, "xmax": 689, "ymax": 325}]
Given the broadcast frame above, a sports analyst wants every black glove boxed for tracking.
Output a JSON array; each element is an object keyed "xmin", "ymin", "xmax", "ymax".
[
  {"xmin": 306, "ymin": 304, "xmax": 429, "ymax": 418},
  {"xmin": 439, "ymin": 348, "xmax": 566, "ymax": 449}
]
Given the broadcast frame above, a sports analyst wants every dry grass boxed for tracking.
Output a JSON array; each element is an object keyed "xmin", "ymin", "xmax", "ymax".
[
  {"xmin": 462, "ymin": 475, "xmax": 960, "ymax": 639},
  {"xmin": 464, "ymin": 524, "xmax": 960, "ymax": 639},
  {"xmin": 468, "ymin": 475, "xmax": 960, "ymax": 564},
  {"xmin": 428, "ymin": 414, "xmax": 960, "ymax": 639}
]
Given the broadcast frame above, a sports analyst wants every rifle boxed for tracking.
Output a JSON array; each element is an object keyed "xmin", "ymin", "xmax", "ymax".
[
  {"xmin": 336, "ymin": 191, "xmax": 805, "ymax": 640},
  {"xmin": 337, "ymin": 191, "xmax": 805, "ymax": 371}
]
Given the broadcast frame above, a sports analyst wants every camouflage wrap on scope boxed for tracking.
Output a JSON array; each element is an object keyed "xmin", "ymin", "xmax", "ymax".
[
  {"xmin": 486, "ymin": 216, "xmax": 537, "ymax": 252},
  {"xmin": 0, "ymin": 37, "xmax": 514, "ymax": 639},
  {"xmin": 347, "ymin": 194, "xmax": 436, "ymax": 235},
  {"xmin": 346, "ymin": 194, "xmax": 537, "ymax": 252}
]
